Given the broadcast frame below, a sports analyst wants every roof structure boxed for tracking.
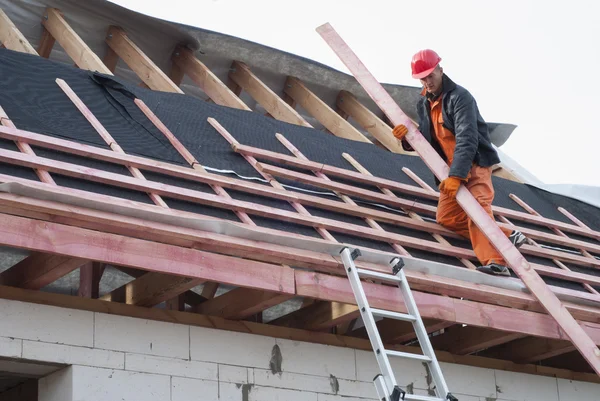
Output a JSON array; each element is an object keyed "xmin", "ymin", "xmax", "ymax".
[{"xmin": 0, "ymin": 0, "xmax": 599, "ymax": 387}]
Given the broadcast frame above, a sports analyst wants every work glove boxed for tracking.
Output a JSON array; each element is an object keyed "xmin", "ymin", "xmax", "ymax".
[
  {"xmin": 392, "ymin": 124, "xmax": 409, "ymax": 140},
  {"xmin": 439, "ymin": 176, "xmax": 466, "ymax": 198}
]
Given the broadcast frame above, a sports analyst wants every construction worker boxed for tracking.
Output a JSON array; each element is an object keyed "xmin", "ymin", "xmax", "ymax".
[{"xmin": 392, "ymin": 49, "xmax": 526, "ymax": 276}]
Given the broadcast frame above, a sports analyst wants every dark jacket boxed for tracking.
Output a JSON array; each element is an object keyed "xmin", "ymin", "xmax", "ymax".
[{"xmin": 406, "ymin": 74, "xmax": 500, "ymax": 180}]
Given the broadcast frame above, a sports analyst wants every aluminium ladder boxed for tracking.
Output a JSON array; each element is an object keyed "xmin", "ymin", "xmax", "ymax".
[{"xmin": 340, "ymin": 247, "xmax": 457, "ymax": 401}]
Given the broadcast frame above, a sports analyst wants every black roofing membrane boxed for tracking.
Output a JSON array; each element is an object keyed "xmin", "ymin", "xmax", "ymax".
[{"xmin": 0, "ymin": 48, "xmax": 599, "ymax": 292}]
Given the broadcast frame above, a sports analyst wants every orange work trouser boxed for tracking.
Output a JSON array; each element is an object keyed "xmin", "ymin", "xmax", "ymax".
[{"xmin": 436, "ymin": 165, "xmax": 512, "ymax": 266}]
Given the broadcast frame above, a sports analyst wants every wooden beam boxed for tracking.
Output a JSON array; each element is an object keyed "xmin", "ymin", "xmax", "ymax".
[
  {"xmin": 37, "ymin": 27, "xmax": 55, "ymax": 58},
  {"xmin": 100, "ymin": 272, "xmax": 203, "ymax": 307},
  {"xmin": 295, "ymin": 270, "xmax": 600, "ymax": 344},
  {"xmin": 0, "ymin": 284, "xmax": 597, "ymax": 383},
  {"xmin": 41, "ymin": 8, "xmax": 111, "ymax": 74},
  {"xmin": 351, "ymin": 318, "xmax": 452, "ymax": 344},
  {"xmin": 271, "ymin": 301, "xmax": 359, "ymax": 331},
  {"xmin": 0, "ymin": 252, "xmax": 87, "ymax": 289},
  {"xmin": 78, "ymin": 261, "xmax": 105, "ymax": 298},
  {"xmin": 103, "ymin": 47, "xmax": 119, "ymax": 73},
  {"xmin": 229, "ymin": 61, "xmax": 311, "ymax": 126},
  {"xmin": 200, "ymin": 282, "xmax": 219, "ymax": 299},
  {"xmin": 337, "ymin": 90, "xmax": 410, "ymax": 154},
  {"xmin": 1, "ymin": 180, "xmax": 599, "ymax": 315},
  {"xmin": 429, "ymin": 325, "xmax": 526, "ymax": 355},
  {"xmin": 195, "ymin": 287, "xmax": 292, "ymax": 320},
  {"xmin": 105, "ymin": 26, "xmax": 182, "ymax": 93},
  {"xmin": 482, "ymin": 337, "xmax": 576, "ymax": 363},
  {"xmin": 0, "ymin": 9, "xmax": 38, "ymax": 55},
  {"xmin": 171, "ymin": 46, "xmax": 250, "ymax": 109},
  {"xmin": 0, "ymin": 212, "xmax": 296, "ymax": 295},
  {"xmin": 284, "ymin": 77, "xmax": 371, "ymax": 142}
]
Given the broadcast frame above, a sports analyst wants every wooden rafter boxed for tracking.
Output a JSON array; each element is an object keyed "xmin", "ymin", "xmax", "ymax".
[
  {"xmin": 41, "ymin": 8, "xmax": 111, "ymax": 74},
  {"xmin": 429, "ymin": 325, "xmax": 526, "ymax": 355},
  {"xmin": 100, "ymin": 272, "xmax": 203, "ymax": 307},
  {"xmin": 228, "ymin": 61, "xmax": 311, "ymax": 126},
  {"xmin": 284, "ymin": 77, "xmax": 371, "ymax": 142},
  {"xmin": 171, "ymin": 46, "xmax": 250, "ymax": 110},
  {"xmin": 106, "ymin": 26, "xmax": 183, "ymax": 93},
  {"xmin": 482, "ymin": 337, "xmax": 576, "ymax": 363},
  {"xmin": 195, "ymin": 287, "xmax": 292, "ymax": 320},
  {"xmin": 271, "ymin": 301, "xmax": 359, "ymax": 331},
  {"xmin": 0, "ymin": 9, "xmax": 38, "ymax": 55},
  {"xmin": 336, "ymin": 90, "xmax": 410, "ymax": 154},
  {"xmin": 0, "ymin": 252, "xmax": 88, "ymax": 290}
]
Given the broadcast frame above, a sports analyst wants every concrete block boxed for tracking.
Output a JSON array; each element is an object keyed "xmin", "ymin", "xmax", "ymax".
[
  {"xmin": 219, "ymin": 364, "xmax": 249, "ymax": 384},
  {"xmin": 275, "ymin": 338, "xmax": 356, "ymax": 380},
  {"xmin": 38, "ymin": 367, "xmax": 73, "ymax": 401},
  {"xmin": 190, "ymin": 326, "xmax": 275, "ymax": 369},
  {"xmin": 253, "ymin": 368, "xmax": 333, "ymax": 394},
  {"xmin": 336, "ymin": 378, "xmax": 377, "ymax": 398},
  {"xmin": 172, "ymin": 377, "xmax": 219, "ymax": 401},
  {"xmin": 440, "ymin": 362, "xmax": 496, "ymax": 398},
  {"xmin": 0, "ymin": 336, "xmax": 22, "ymax": 358},
  {"xmin": 0, "ymin": 299, "xmax": 92, "ymax": 346},
  {"xmin": 71, "ymin": 365, "xmax": 170, "ymax": 401},
  {"xmin": 23, "ymin": 340, "xmax": 124, "ymax": 369},
  {"xmin": 94, "ymin": 313, "xmax": 189, "ymax": 359},
  {"xmin": 355, "ymin": 349, "xmax": 426, "ymax": 388},
  {"xmin": 247, "ymin": 385, "xmax": 318, "ymax": 401},
  {"xmin": 557, "ymin": 378, "xmax": 600, "ymax": 401},
  {"xmin": 125, "ymin": 353, "xmax": 217, "ymax": 380},
  {"xmin": 494, "ymin": 369, "xmax": 559, "ymax": 401}
]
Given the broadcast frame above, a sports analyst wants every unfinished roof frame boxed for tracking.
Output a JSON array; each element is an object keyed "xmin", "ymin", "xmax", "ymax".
[{"xmin": 0, "ymin": 6, "xmax": 599, "ymax": 376}]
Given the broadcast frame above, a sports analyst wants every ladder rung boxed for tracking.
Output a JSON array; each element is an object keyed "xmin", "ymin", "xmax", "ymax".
[
  {"xmin": 371, "ymin": 308, "xmax": 415, "ymax": 322},
  {"xmin": 356, "ymin": 268, "xmax": 402, "ymax": 283},
  {"xmin": 403, "ymin": 394, "xmax": 445, "ymax": 401},
  {"xmin": 385, "ymin": 349, "xmax": 431, "ymax": 362}
]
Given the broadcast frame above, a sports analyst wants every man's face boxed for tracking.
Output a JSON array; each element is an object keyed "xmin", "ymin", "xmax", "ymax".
[{"xmin": 420, "ymin": 66, "xmax": 443, "ymax": 95}]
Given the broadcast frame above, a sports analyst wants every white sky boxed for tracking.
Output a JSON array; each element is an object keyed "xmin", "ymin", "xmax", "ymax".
[{"xmin": 110, "ymin": 0, "xmax": 600, "ymax": 187}]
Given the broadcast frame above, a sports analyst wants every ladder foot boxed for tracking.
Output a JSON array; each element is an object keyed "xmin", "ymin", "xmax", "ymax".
[
  {"xmin": 390, "ymin": 385, "xmax": 406, "ymax": 401},
  {"xmin": 446, "ymin": 393, "xmax": 458, "ymax": 401}
]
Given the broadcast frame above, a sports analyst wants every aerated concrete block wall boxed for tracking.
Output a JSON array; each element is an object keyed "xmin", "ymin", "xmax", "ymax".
[{"xmin": 0, "ymin": 299, "xmax": 597, "ymax": 401}]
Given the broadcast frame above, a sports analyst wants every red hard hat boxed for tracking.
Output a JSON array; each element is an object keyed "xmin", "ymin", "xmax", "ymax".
[{"xmin": 411, "ymin": 49, "xmax": 441, "ymax": 79}]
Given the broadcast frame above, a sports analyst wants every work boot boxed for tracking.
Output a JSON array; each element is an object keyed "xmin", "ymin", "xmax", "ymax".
[
  {"xmin": 477, "ymin": 263, "xmax": 511, "ymax": 277},
  {"xmin": 509, "ymin": 230, "xmax": 527, "ymax": 248}
]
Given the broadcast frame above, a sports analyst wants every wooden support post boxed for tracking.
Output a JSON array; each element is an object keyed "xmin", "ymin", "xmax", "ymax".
[
  {"xmin": 316, "ymin": 22, "xmax": 600, "ymax": 373},
  {"xmin": 229, "ymin": 61, "xmax": 311, "ymax": 126},
  {"xmin": 41, "ymin": 8, "xmax": 111, "ymax": 74},
  {"xmin": 171, "ymin": 46, "xmax": 250, "ymax": 109},
  {"xmin": 103, "ymin": 47, "xmax": 119, "ymax": 73},
  {"xmin": 195, "ymin": 287, "xmax": 292, "ymax": 320},
  {"xmin": 0, "ymin": 9, "xmax": 38, "ymax": 55},
  {"xmin": 336, "ymin": 90, "xmax": 411, "ymax": 154},
  {"xmin": 0, "ymin": 252, "xmax": 88, "ymax": 289},
  {"xmin": 78, "ymin": 262, "xmax": 105, "ymax": 298},
  {"xmin": 284, "ymin": 77, "xmax": 371, "ymax": 142},
  {"xmin": 105, "ymin": 26, "xmax": 182, "ymax": 93},
  {"xmin": 37, "ymin": 27, "xmax": 55, "ymax": 58},
  {"xmin": 342, "ymin": 152, "xmax": 476, "ymax": 270}
]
